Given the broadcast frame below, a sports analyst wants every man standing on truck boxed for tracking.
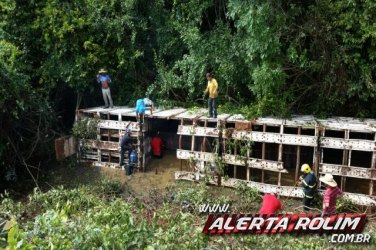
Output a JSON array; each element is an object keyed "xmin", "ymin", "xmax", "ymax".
[
  {"xmin": 96, "ymin": 68, "xmax": 113, "ymax": 108},
  {"xmin": 203, "ymin": 73, "xmax": 218, "ymax": 118}
]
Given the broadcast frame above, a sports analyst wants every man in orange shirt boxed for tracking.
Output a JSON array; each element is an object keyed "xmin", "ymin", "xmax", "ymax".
[
  {"xmin": 150, "ymin": 131, "xmax": 163, "ymax": 158},
  {"xmin": 204, "ymin": 73, "xmax": 218, "ymax": 118}
]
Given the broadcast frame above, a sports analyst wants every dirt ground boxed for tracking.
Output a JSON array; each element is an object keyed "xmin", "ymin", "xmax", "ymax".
[{"xmin": 48, "ymin": 151, "xmax": 184, "ymax": 197}]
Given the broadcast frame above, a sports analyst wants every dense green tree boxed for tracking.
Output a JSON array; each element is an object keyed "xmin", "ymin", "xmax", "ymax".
[{"xmin": 1, "ymin": 0, "xmax": 376, "ymax": 187}]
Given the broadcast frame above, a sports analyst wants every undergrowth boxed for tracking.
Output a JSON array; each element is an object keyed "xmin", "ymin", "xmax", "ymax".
[{"xmin": 0, "ymin": 180, "xmax": 375, "ymax": 249}]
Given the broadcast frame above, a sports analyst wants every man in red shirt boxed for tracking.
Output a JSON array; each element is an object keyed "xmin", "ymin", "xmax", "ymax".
[
  {"xmin": 150, "ymin": 132, "xmax": 163, "ymax": 158},
  {"xmin": 259, "ymin": 193, "xmax": 282, "ymax": 215}
]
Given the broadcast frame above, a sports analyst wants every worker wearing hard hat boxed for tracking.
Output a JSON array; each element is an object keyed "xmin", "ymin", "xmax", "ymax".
[{"xmin": 299, "ymin": 163, "xmax": 317, "ymax": 211}]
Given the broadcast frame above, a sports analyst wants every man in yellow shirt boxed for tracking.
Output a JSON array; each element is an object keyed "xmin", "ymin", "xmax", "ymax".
[{"xmin": 204, "ymin": 73, "xmax": 218, "ymax": 118}]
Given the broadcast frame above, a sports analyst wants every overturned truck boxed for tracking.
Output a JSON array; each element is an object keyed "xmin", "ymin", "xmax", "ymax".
[{"xmin": 72, "ymin": 106, "xmax": 376, "ymax": 206}]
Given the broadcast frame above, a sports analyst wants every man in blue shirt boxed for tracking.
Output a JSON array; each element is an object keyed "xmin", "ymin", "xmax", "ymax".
[
  {"xmin": 135, "ymin": 98, "xmax": 154, "ymax": 123},
  {"xmin": 96, "ymin": 68, "xmax": 113, "ymax": 108}
]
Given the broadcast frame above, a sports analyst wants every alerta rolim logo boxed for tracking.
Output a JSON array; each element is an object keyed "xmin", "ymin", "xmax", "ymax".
[{"xmin": 202, "ymin": 213, "xmax": 369, "ymax": 241}]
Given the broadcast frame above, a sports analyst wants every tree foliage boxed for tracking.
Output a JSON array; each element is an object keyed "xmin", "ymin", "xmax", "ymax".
[{"xmin": 1, "ymin": 0, "xmax": 376, "ymax": 186}]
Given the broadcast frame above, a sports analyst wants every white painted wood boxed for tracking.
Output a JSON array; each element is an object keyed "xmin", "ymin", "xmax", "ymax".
[
  {"xmin": 223, "ymin": 154, "xmax": 288, "ymax": 173},
  {"xmin": 320, "ymin": 137, "xmax": 375, "ymax": 151},
  {"xmin": 98, "ymin": 120, "xmax": 140, "ymax": 131},
  {"xmin": 151, "ymin": 108, "xmax": 187, "ymax": 119},
  {"xmin": 177, "ymin": 125, "xmax": 219, "ymax": 137},
  {"xmin": 320, "ymin": 163, "xmax": 376, "ymax": 180},
  {"xmin": 176, "ymin": 149, "xmax": 216, "ymax": 162},
  {"xmin": 228, "ymin": 130, "xmax": 317, "ymax": 147},
  {"xmin": 175, "ymin": 110, "xmax": 205, "ymax": 120}
]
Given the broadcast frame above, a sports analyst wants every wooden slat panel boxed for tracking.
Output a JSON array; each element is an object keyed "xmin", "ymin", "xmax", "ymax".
[
  {"xmin": 320, "ymin": 137, "xmax": 375, "ymax": 151},
  {"xmin": 223, "ymin": 154, "xmax": 288, "ymax": 173},
  {"xmin": 93, "ymin": 162, "xmax": 122, "ymax": 169},
  {"xmin": 228, "ymin": 130, "xmax": 317, "ymax": 147},
  {"xmin": 320, "ymin": 163, "xmax": 376, "ymax": 180},
  {"xmin": 176, "ymin": 149, "xmax": 215, "ymax": 162},
  {"xmin": 178, "ymin": 126, "xmax": 317, "ymax": 146},
  {"xmin": 174, "ymin": 171, "xmax": 376, "ymax": 206},
  {"xmin": 98, "ymin": 120, "xmax": 140, "ymax": 131},
  {"xmin": 177, "ymin": 125, "xmax": 219, "ymax": 137},
  {"xmin": 318, "ymin": 117, "xmax": 376, "ymax": 133},
  {"xmin": 84, "ymin": 140, "xmax": 119, "ymax": 151}
]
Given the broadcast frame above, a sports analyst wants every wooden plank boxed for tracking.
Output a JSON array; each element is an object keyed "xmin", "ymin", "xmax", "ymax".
[
  {"xmin": 277, "ymin": 124, "xmax": 284, "ymax": 186},
  {"xmin": 177, "ymin": 125, "xmax": 219, "ymax": 137},
  {"xmin": 151, "ymin": 108, "xmax": 187, "ymax": 119},
  {"xmin": 226, "ymin": 114, "xmax": 245, "ymax": 122},
  {"xmin": 247, "ymin": 124, "xmax": 252, "ymax": 181},
  {"xmin": 82, "ymin": 106, "xmax": 120, "ymax": 113},
  {"xmin": 253, "ymin": 116, "xmax": 316, "ymax": 127},
  {"xmin": 295, "ymin": 127, "xmax": 301, "ymax": 182},
  {"xmin": 175, "ymin": 111, "xmax": 204, "ymax": 120},
  {"xmin": 319, "ymin": 163, "xmax": 376, "ymax": 180},
  {"xmin": 178, "ymin": 126, "xmax": 317, "ymax": 147},
  {"xmin": 98, "ymin": 120, "xmax": 140, "ymax": 131},
  {"xmin": 96, "ymin": 125, "xmax": 101, "ymax": 164},
  {"xmin": 179, "ymin": 119, "xmax": 183, "ymax": 171},
  {"xmin": 200, "ymin": 113, "xmax": 232, "ymax": 121},
  {"xmin": 55, "ymin": 136, "xmax": 77, "ymax": 161},
  {"xmin": 318, "ymin": 117, "xmax": 376, "ymax": 133},
  {"xmin": 174, "ymin": 171, "xmax": 376, "ymax": 206},
  {"xmin": 341, "ymin": 130, "xmax": 349, "ymax": 190},
  {"xmin": 176, "ymin": 149, "xmax": 215, "ymax": 162},
  {"xmin": 228, "ymin": 130, "xmax": 317, "ymax": 147},
  {"xmin": 370, "ymin": 133, "xmax": 376, "ymax": 195},
  {"xmin": 234, "ymin": 138, "xmax": 237, "ymax": 178},
  {"xmin": 261, "ymin": 124, "xmax": 266, "ymax": 183},
  {"xmin": 320, "ymin": 137, "xmax": 375, "ymax": 151},
  {"xmin": 93, "ymin": 162, "xmax": 123, "ymax": 169},
  {"xmin": 108, "ymin": 107, "xmax": 135, "ymax": 115},
  {"xmin": 82, "ymin": 154, "xmax": 98, "ymax": 160},
  {"xmin": 223, "ymin": 154, "xmax": 288, "ymax": 173},
  {"xmin": 201, "ymin": 120, "xmax": 208, "ymax": 152}
]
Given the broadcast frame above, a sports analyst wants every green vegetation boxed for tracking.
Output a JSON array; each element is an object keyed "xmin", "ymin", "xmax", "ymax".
[
  {"xmin": 2, "ymin": 0, "xmax": 376, "ymax": 183},
  {"xmin": 1, "ymin": 180, "xmax": 375, "ymax": 249},
  {"xmin": 1, "ymin": 1, "xmax": 376, "ymax": 248},
  {"xmin": 72, "ymin": 118, "xmax": 99, "ymax": 140}
]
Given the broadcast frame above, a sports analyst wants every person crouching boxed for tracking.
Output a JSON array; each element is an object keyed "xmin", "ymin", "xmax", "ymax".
[{"xmin": 259, "ymin": 193, "xmax": 282, "ymax": 215}]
